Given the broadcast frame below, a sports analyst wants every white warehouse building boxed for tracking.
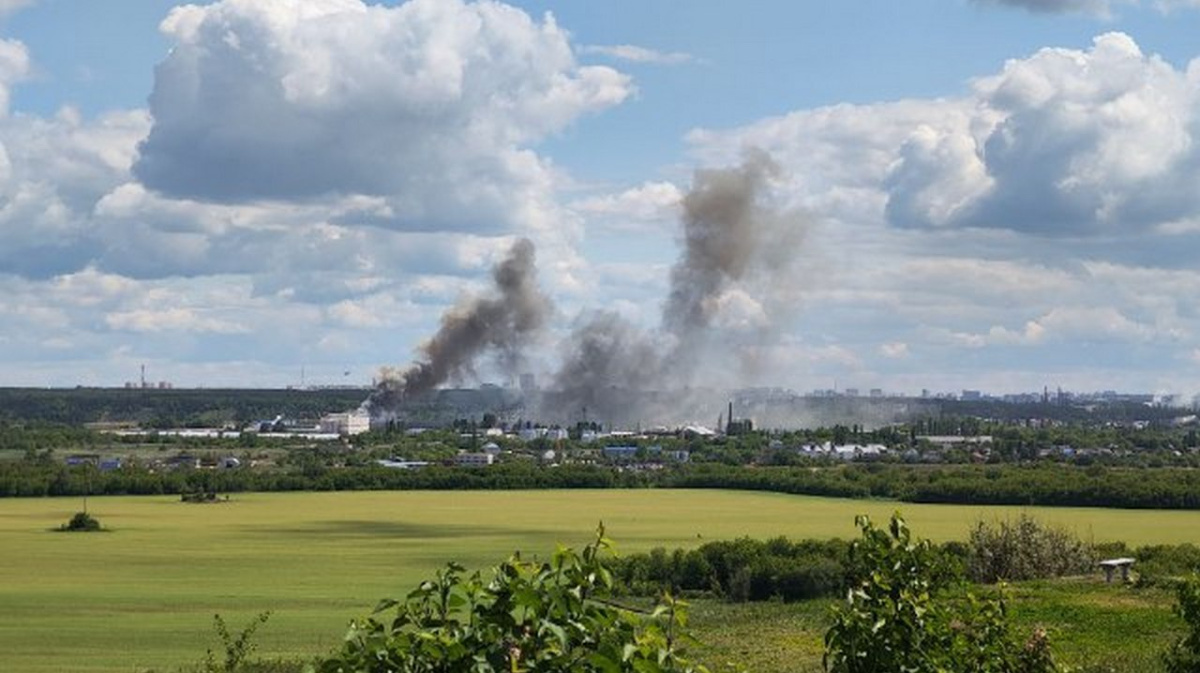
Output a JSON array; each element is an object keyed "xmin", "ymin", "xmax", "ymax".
[{"xmin": 319, "ymin": 410, "xmax": 371, "ymax": 436}]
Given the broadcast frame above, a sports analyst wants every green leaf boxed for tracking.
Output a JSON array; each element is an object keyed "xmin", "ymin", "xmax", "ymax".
[{"xmin": 372, "ymin": 598, "xmax": 398, "ymax": 614}]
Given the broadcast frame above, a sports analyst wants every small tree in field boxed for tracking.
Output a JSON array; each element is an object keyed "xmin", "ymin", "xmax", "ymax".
[
  {"xmin": 59, "ymin": 511, "xmax": 101, "ymax": 532},
  {"xmin": 824, "ymin": 513, "xmax": 1058, "ymax": 673},
  {"xmin": 318, "ymin": 526, "xmax": 706, "ymax": 673}
]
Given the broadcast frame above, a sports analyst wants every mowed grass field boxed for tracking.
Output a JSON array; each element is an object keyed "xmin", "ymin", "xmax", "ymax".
[{"xmin": 2, "ymin": 489, "xmax": 1199, "ymax": 672}]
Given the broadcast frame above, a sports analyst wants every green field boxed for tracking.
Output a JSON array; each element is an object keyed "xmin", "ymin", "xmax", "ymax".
[{"xmin": 1, "ymin": 489, "xmax": 1197, "ymax": 672}]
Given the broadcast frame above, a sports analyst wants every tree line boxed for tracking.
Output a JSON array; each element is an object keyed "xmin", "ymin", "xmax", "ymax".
[
  {"xmin": 7, "ymin": 458, "xmax": 1200, "ymax": 510},
  {"xmin": 0, "ymin": 387, "xmax": 368, "ymax": 427}
]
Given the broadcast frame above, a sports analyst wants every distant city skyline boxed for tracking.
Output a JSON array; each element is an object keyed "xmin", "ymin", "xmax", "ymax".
[
  {"xmin": 87, "ymin": 371, "xmax": 1187, "ymax": 407},
  {"xmin": 2, "ymin": 1, "xmax": 1200, "ymax": 396}
]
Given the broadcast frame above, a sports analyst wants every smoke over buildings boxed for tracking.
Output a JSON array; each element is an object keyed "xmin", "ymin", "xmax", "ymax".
[
  {"xmin": 371, "ymin": 238, "xmax": 551, "ymax": 413},
  {"xmin": 373, "ymin": 152, "xmax": 814, "ymax": 427},
  {"xmin": 544, "ymin": 311, "xmax": 664, "ymax": 424},
  {"xmin": 541, "ymin": 152, "xmax": 810, "ymax": 425}
]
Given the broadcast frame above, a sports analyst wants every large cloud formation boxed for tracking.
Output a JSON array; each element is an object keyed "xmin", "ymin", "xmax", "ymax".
[
  {"xmin": 0, "ymin": 0, "xmax": 632, "ymax": 386},
  {"xmin": 698, "ymin": 33, "xmax": 1200, "ymax": 238},
  {"xmin": 5, "ymin": 0, "xmax": 1200, "ymax": 396},
  {"xmin": 685, "ymin": 32, "xmax": 1200, "ymax": 393},
  {"xmin": 134, "ymin": 0, "xmax": 630, "ymax": 233},
  {"xmin": 887, "ymin": 33, "xmax": 1200, "ymax": 234}
]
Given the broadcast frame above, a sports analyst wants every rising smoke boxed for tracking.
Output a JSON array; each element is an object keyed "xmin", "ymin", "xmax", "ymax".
[
  {"xmin": 541, "ymin": 151, "xmax": 809, "ymax": 425},
  {"xmin": 665, "ymin": 150, "xmax": 780, "ymax": 338},
  {"xmin": 373, "ymin": 152, "xmax": 811, "ymax": 427},
  {"xmin": 371, "ymin": 238, "xmax": 551, "ymax": 414}
]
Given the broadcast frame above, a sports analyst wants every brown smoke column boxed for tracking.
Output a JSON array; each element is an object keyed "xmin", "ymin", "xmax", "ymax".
[
  {"xmin": 663, "ymin": 150, "xmax": 779, "ymax": 341},
  {"xmin": 547, "ymin": 152, "xmax": 793, "ymax": 423},
  {"xmin": 374, "ymin": 238, "xmax": 551, "ymax": 407}
]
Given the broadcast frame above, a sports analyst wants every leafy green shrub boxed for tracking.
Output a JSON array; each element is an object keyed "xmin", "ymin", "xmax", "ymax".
[
  {"xmin": 203, "ymin": 611, "xmax": 272, "ymax": 673},
  {"xmin": 317, "ymin": 527, "xmax": 707, "ymax": 673},
  {"xmin": 1136, "ymin": 544, "xmax": 1200, "ymax": 587},
  {"xmin": 59, "ymin": 511, "xmax": 101, "ymax": 532},
  {"xmin": 1163, "ymin": 575, "xmax": 1200, "ymax": 673},
  {"xmin": 967, "ymin": 515, "xmax": 1094, "ymax": 583},
  {"xmin": 614, "ymin": 536, "xmax": 849, "ymax": 603},
  {"xmin": 824, "ymin": 513, "xmax": 1060, "ymax": 673},
  {"xmin": 770, "ymin": 555, "xmax": 843, "ymax": 602}
]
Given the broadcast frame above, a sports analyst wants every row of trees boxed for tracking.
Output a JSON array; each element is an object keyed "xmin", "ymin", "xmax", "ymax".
[
  {"xmin": 613, "ymin": 516, "xmax": 1115, "ymax": 604},
  {"xmin": 0, "ymin": 388, "xmax": 368, "ymax": 427},
  {"xmin": 666, "ymin": 463, "xmax": 1200, "ymax": 509},
  {"xmin": 0, "ymin": 460, "xmax": 645, "ymax": 498},
  {"xmin": 8, "ymin": 458, "xmax": 1200, "ymax": 510}
]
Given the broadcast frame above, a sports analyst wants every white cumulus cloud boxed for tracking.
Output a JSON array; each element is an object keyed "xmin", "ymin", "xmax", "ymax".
[
  {"xmin": 105, "ymin": 308, "xmax": 249, "ymax": 335},
  {"xmin": 570, "ymin": 181, "xmax": 682, "ymax": 231},
  {"xmin": 0, "ymin": 38, "xmax": 29, "ymax": 114},
  {"xmin": 692, "ymin": 33, "xmax": 1200, "ymax": 239},
  {"xmin": 580, "ymin": 44, "xmax": 694, "ymax": 65},
  {"xmin": 890, "ymin": 33, "xmax": 1200, "ymax": 234},
  {"xmin": 134, "ymin": 0, "xmax": 632, "ymax": 238}
]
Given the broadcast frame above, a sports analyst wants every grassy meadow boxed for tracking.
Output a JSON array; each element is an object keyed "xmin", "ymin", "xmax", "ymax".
[{"xmin": 1, "ymin": 489, "xmax": 1198, "ymax": 671}]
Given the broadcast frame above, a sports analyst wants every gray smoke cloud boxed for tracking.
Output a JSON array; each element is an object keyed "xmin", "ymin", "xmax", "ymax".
[
  {"xmin": 664, "ymin": 151, "xmax": 778, "ymax": 337},
  {"xmin": 541, "ymin": 151, "xmax": 810, "ymax": 426},
  {"xmin": 372, "ymin": 238, "xmax": 551, "ymax": 411},
  {"xmin": 663, "ymin": 150, "xmax": 795, "ymax": 374},
  {"xmin": 372, "ymin": 153, "xmax": 813, "ymax": 428},
  {"xmin": 545, "ymin": 311, "xmax": 663, "ymax": 424}
]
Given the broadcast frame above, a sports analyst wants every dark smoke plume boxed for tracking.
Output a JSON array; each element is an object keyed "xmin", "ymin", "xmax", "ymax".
[
  {"xmin": 372, "ymin": 152, "xmax": 809, "ymax": 428},
  {"xmin": 664, "ymin": 150, "xmax": 780, "ymax": 338},
  {"xmin": 541, "ymin": 151, "xmax": 805, "ymax": 426},
  {"xmin": 547, "ymin": 311, "xmax": 663, "ymax": 423},
  {"xmin": 372, "ymin": 238, "xmax": 551, "ymax": 412}
]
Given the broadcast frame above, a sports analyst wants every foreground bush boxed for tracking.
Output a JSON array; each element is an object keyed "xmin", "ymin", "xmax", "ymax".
[
  {"xmin": 317, "ymin": 527, "xmax": 706, "ymax": 673},
  {"xmin": 1163, "ymin": 575, "xmax": 1200, "ymax": 673},
  {"xmin": 181, "ymin": 518, "xmax": 1200, "ymax": 672},
  {"xmin": 968, "ymin": 515, "xmax": 1094, "ymax": 583},
  {"xmin": 824, "ymin": 513, "xmax": 1059, "ymax": 673}
]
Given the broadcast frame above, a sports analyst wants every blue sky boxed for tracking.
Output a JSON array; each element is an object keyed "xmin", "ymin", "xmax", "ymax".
[{"xmin": 2, "ymin": 0, "xmax": 1200, "ymax": 399}]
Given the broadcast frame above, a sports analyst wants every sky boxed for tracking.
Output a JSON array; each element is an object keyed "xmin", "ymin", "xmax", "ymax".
[{"xmin": 2, "ymin": 0, "xmax": 1200, "ymax": 396}]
